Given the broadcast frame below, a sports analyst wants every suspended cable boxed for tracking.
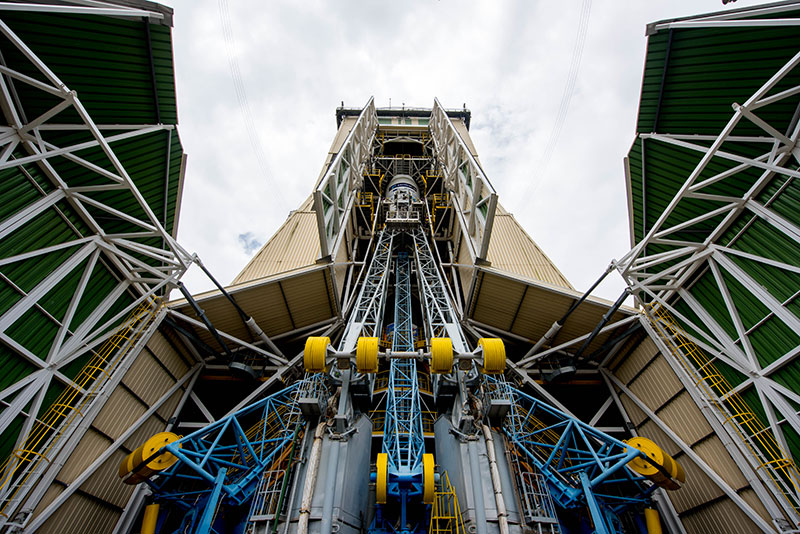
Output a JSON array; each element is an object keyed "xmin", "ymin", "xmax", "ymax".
[
  {"xmin": 218, "ymin": 0, "xmax": 287, "ymax": 207},
  {"xmin": 525, "ymin": 0, "xmax": 592, "ymax": 198}
]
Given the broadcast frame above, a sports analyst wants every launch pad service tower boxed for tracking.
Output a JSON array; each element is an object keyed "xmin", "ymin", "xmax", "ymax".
[{"xmin": 0, "ymin": 2, "xmax": 799, "ymax": 534}]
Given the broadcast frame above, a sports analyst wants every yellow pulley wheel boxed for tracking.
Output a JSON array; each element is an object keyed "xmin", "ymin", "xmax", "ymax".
[
  {"xmin": 356, "ymin": 337, "xmax": 379, "ymax": 374},
  {"xmin": 625, "ymin": 436, "xmax": 685, "ymax": 490},
  {"xmin": 119, "ymin": 432, "xmax": 180, "ymax": 484},
  {"xmin": 422, "ymin": 453, "xmax": 435, "ymax": 504},
  {"xmin": 430, "ymin": 338, "xmax": 454, "ymax": 374},
  {"xmin": 376, "ymin": 453, "xmax": 388, "ymax": 504},
  {"xmin": 304, "ymin": 336, "xmax": 330, "ymax": 372},
  {"xmin": 479, "ymin": 338, "xmax": 506, "ymax": 374}
]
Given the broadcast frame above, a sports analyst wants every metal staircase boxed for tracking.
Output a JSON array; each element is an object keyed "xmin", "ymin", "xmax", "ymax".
[
  {"xmin": 645, "ymin": 304, "xmax": 800, "ymax": 522},
  {"xmin": 428, "ymin": 471, "xmax": 465, "ymax": 534},
  {"xmin": 245, "ymin": 381, "xmax": 308, "ymax": 532},
  {"xmin": 0, "ymin": 297, "xmax": 162, "ymax": 524}
]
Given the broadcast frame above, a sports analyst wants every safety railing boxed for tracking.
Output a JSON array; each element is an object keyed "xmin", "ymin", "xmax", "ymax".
[
  {"xmin": 431, "ymin": 193, "xmax": 450, "ymax": 226},
  {"xmin": 356, "ymin": 191, "xmax": 376, "ymax": 225},
  {"xmin": 645, "ymin": 303, "xmax": 800, "ymax": 516},
  {"xmin": 429, "ymin": 471, "xmax": 465, "ymax": 534},
  {"xmin": 506, "ymin": 441, "xmax": 561, "ymax": 533},
  {"xmin": 0, "ymin": 296, "xmax": 163, "ymax": 517},
  {"xmin": 370, "ymin": 409, "xmax": 436, "ymax": 437},
  {"xmin": 374, "ymin": 369, "xmax": 433, "ymax": 395}
]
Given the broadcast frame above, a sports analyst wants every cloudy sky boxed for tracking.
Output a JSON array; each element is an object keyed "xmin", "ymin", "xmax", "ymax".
[{"xmin": 160, "ymin": 0, "xmax": 771, "ymax": 301}]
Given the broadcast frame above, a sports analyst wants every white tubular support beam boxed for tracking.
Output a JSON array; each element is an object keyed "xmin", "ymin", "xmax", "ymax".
[{"xmin": 167, "ymin": 309, "xmax": 288, "ymax": 365}]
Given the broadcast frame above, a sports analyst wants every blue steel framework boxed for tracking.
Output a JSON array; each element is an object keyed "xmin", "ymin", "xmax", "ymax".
[
  {"xmin": 375, "ymin": 251, "xmax": 428, "ymax": 533},
  {"xmin": 121, "ymin": 102, "xmax": 684, "ymax": 534},
  {"xmin": 484, "ymin": 375, "xmax": 656, "ymax": 534},
  {"xmin": 137, "ymin": 375, "xmax": 326, "ymax": 534}
]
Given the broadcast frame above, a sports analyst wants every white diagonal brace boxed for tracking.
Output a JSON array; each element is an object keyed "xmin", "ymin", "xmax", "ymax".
[
  {"xmin": 746, "ymin": 200, "xmax": 800, "ymax": 244},
  {"xmin": 21, "ymin": 364, "xmax": 201, "ymax": 533},
  {"xmin": 0, "ymin": 241, "xmax": 97, "ymax": 333},
  {"xmin": 603, "ymin": 369, "xmax": 780, "ymax": 533},
  {"xmin": 712, "ymin": 250, "xmax": 800, "ymax": 335},
  {"xmin": 0, "ymin": 189, "xmax": 66, "ymax": 241}
]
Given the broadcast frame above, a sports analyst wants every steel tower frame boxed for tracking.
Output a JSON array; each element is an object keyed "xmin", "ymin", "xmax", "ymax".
[
  {"xmin": 615, "ymin": 30, "xmax": 800, "ymax": 528},
  {"xmin": 0, "ymin": 5, "xmax": 194, "ymax": 527}
]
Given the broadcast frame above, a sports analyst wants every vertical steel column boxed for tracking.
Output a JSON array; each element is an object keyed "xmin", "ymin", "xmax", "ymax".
[
  {"xmin": 339, "ymin": 229, "xmax": 395, "ymax": 352},
  {"xmin": 383, "ymin": 252, "xmax": 425, "ymax": 477},
  {"xmin": 411, "ymin": 227, "xmax": 468, "ymax": 352}
]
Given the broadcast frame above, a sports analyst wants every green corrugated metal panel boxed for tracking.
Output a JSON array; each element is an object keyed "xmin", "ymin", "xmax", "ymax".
[
  {"xmin": 636, "ymin": 22, "xmax": 800, "ymax": 136},
  {"xmin": 1, "ymin": 12, "xmax": 178, "ymax": 124},
  {"xmin": 627, "ymin": 4, "xmax": 800, "ymax": 467},
  {"xmin": 0, "ymin": 5, "xmax": 182, "ymax": 468}
]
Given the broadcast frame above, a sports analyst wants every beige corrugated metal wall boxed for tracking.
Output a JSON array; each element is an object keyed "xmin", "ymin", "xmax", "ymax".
[
  {"xmin": 609, "ymin": 335, "xmax": 773, "ymax": 533},
  {"xmin": 29, "ymin": 324, "xmax": 195, "ymax": 534},
  {"xmin": 233, "ymin": 196, "xmax": 320, "ymax": 285},
  {"xmin": 486, "ymin": 205, "xmax": 573, "ymax": 290}
]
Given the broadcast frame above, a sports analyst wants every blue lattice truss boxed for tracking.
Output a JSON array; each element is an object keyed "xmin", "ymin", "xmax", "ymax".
[
  {"xmin": 144, "ymin": 374, "xmax": 326, "ymax": 533},
  {"xmin": 484, "ymin": 375, "xmax": 655, "ymax": 531},
  {"xmin": 372, "ymin": 250, "xmax": 429, "ymax": 533}
]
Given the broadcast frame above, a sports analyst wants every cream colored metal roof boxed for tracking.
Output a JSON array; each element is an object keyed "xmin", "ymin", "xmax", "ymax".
[
  {"xmin": 172, "ymin": 266, "xmax": 338, "ymax": 348},
  {"xmin": 467, "ymin": 267, "xmax": 631, "ymax": 357},
  {"xmin": 486, "ymin": 204, "xmax": 573, "ymax": 290}
]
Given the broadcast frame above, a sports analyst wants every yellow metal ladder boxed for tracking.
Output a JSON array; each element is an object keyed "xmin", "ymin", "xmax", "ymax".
[
  {"xmin": 645, "ymin": 304, "xmax": 800, "ymax": 518},
  {"xmin": 0, "ymin": 297, "xmax": 163, "ymax": 519}
]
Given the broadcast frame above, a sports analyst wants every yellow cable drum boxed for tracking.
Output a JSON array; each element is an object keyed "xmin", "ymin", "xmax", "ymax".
[
  {"xmin": 376, "ymin": 453, "xmax": 388, "ymax": 504},
  {"xmin": 430, "ymin": 338, "xmax": 454, "ymax": 374},
  {"xmin": 304, "ymin": 336, "xmax": 330, "ymax": 373},
  {"xmin": 625, "ymin": 436, "xmax": 685, "ymax": 490},
  {"xmin": 422, "ymin": 453, "xmax": 435, "ymax": 504},
  {"xmin": 119, "ymin": 432, "xmax": 180, "ymax": 485},
  {"xmin": 479, "ymin": 338, "xmax": 506, "ymax": 374},
  {"xmin": 356, "ymin": 337, "xmax": 379, "ymax": 374}
]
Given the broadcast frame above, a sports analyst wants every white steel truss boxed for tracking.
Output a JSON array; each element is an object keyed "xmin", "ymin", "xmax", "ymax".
[
  {"xmin": 338, "ymin": 228, "xmax": 394, "ymax": 352},
  {"xmin": 430, "ymin": 98, "xmax": 498, "ymax": 261},
  {"xmin": 0, "ymin": 15, "xmax": 195, "ymax": 527},
  {"xmin": 314, "ymin": 96, "xmax": 378, "ymax": 259},
  {"xmin": 615, "ymin": 39, "xmax": 800, "ymax": 528},
  {"xmin": 412, "ymin": 226, "xmax": 469, "ymax": 352}
]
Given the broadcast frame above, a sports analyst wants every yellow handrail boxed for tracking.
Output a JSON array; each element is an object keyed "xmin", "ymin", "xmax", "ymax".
[
  {"xmin": 0, "ymin": 297, "xmax": 162, "ymax": 516},
  {"xmin": 645, "ymin": 303, "xmax": 800, "ymax": 513},
  {"xmin": 429, "ymin": 471, "xmax": 465, "ymax": 534}
]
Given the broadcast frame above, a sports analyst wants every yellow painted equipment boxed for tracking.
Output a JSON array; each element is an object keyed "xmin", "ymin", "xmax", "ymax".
[
  {"xmin": 479, "ymin": 338, "xmax": 506, "ymax": 374},
  {"xmin": 304, "ymin": 336, "xmax": 330, "ymax": 372},
  {"xmin": 141, "ymin": 503, "xmax": 160, "ymax": 534},
  {"xmin": 430, "ymin": 338, "xmax": 453, "ymax": 373},
  {"xmin": 118, "ymin": 432, "xmax": 180, "ymax": 485},
  {"xmin": 356, "ymin": 337, "xmax": 379, "ymax": 373},
  {"xmin": 644, "ymin": 508, "xmax": 663, "ymax": 534},
  {"xmin": 625, "ymin": 437, "xmax": 685, "ymax": 490},
  {"xmin": 376, "ymin": 453, "xmax": 388, "ymax": 504},
  {"xmin": 423, "ymin": 453, "xmax": 435, "ymax": 504}
]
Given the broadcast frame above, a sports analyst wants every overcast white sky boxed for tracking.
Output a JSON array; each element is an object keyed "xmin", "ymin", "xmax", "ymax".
[{"xmin": 161, "ymin": 0, "xmax": 772, "ymax": 302}]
